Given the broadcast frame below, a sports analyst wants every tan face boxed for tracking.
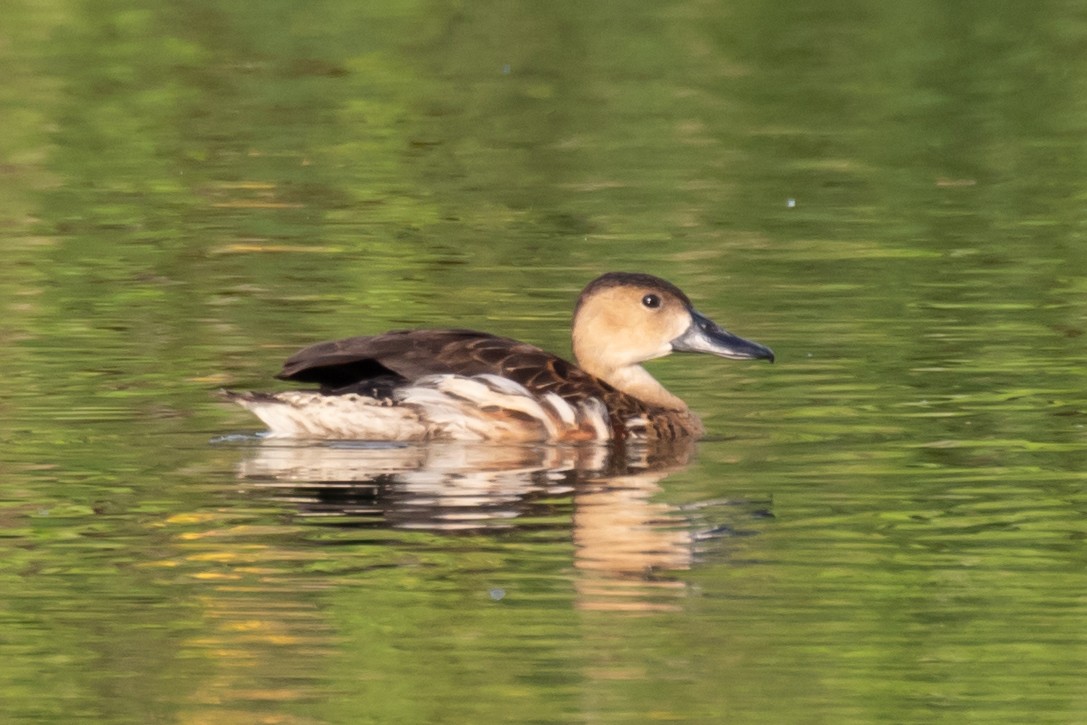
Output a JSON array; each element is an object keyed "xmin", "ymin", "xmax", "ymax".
[{"xmin": 572, "ymin": 283, "xmax": 694, "ymax": 373}]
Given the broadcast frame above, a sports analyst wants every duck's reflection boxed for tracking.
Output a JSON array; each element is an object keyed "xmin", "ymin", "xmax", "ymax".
[{"xmin": 235, "ymin": 438, "xmax": 766, "ymax": 611}]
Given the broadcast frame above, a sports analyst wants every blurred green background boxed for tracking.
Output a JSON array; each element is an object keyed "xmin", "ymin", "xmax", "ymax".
[{"xmin": 1, "ymin": 1, "xmax": 1086, "ymax": 723}]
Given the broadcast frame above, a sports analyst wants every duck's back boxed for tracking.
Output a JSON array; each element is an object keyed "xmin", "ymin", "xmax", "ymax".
[
  {"xmin": 278, "ymin": 329, "xmax": 580, "ymax": 394},
  {"xmin": 229, "ymin": 329, "xmax": 697, "ymax": 442}
]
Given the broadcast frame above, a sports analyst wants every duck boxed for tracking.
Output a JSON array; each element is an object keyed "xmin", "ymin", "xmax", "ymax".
[{"xmin": 224, "ymin": 272, "xmax": 774, "ymax": 442}]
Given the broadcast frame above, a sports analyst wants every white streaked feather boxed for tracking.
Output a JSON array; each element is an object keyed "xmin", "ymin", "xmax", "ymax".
[
  {"xmin": 473, "ymin": 373, "xmax": 534, "ymax": 396},
  {"xmin": 580, "ymin": 397, "xmax": 612, "ymax": 440},
  {"xmin": 542, "ymin": 392, "xmax": 578, "ymax": 427},
  {"xmin": 419, "ymin": 375, "xmax": 560, "ymax": 440},
  {"xmin": 231, "ymin": 374, "xmax": 613, "ymax": 442},
  {"xmin": 397, "ymin": 386, "xmax": 504, "ymax": 441}
]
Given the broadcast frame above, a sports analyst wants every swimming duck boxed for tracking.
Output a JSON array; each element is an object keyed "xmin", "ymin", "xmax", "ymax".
[{"xmin": 225, "ymin": 272, "xmax": 773, "ymax": 442}]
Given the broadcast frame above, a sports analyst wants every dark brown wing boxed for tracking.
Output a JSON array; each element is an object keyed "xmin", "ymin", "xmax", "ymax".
[
  {"xmin": 276, "ymin": 329, "xmax": 490, "ymax": 388},
  {"xmin": 276, "ymin": 329, "xmax": 594, "ymax": 395}
]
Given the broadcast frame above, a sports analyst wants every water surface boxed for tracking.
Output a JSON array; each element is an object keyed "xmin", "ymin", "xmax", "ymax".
[{"xmin": 2, "ymin": 1, "xmax": 1086, "ymax": 723}]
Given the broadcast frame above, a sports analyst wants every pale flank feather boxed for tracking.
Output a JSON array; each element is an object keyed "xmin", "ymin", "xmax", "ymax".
[{"xmin": 228, "ymin": 374, "xmax": 612, "ymax": 442}]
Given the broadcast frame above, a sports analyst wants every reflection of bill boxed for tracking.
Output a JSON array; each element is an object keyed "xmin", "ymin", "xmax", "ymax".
[{"xmin": 233, "ymin": 438, "xmax": 767, "ymax": 612}]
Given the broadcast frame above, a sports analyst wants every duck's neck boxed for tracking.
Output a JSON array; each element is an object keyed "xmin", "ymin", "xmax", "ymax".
[{"xmin": 589, "ymin": 364, "xmax": 688, "ymax": 411}]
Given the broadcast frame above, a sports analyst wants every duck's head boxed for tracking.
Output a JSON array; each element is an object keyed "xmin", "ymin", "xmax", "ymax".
[{"xmin": 572, "ymin": 272, "xmax": 774, "ymax": 407}]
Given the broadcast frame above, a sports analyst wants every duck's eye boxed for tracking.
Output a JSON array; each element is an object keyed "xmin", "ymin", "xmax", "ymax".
[{"xmin": 642, "ymin": 293, "xmax": 662, "ymax": 309}]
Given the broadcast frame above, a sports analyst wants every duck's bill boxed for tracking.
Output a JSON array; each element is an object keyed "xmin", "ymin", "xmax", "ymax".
[{"xmin": 671, "ymin": 310, "xmax": 775, "ymax": 362}]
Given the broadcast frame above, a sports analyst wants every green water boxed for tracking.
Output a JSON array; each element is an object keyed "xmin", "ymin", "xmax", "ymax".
[{"xmin": 3, "ymin": 1, "xmax": 1087, "ymax": 723}]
